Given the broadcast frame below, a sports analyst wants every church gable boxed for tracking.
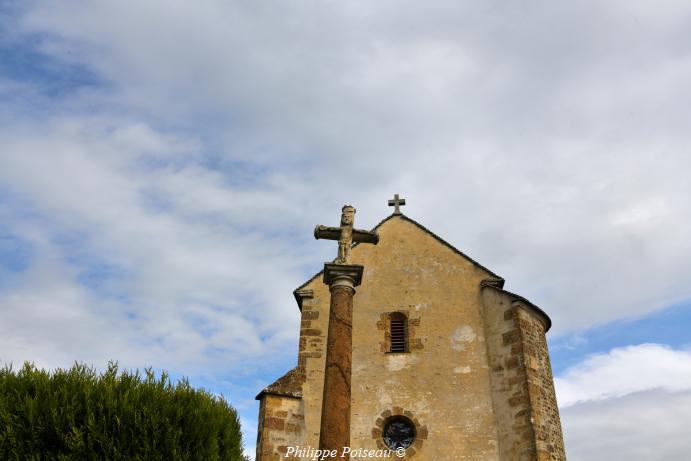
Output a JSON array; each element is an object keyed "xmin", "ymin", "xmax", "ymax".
[
  {"xmin": 351, "ymin": 213, "xmax": 500, "ymax": 285},
  {"xmin": 372, "ymin": 214, "xmax": 503, "ymax": 283},
  {"xmin": 294, "ymin": 213, "xmax": 503, "ymax": 306},
  {"xmin": 256, "ymin": 208, "xmax": 564, "ymax": 461}
]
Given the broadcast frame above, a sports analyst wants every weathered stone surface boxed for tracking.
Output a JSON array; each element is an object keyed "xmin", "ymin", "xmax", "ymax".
[
  {"xmin": 255, "ymin": 395, "xmax": 304, "ymax": 461},
  {"xmin": 301, "ymin": 328, "xmax": 322, "ymax": 336},
  {"xmin": 481, "ymin": 287, "xmax": 566, "ymax": 461},
  {"xmin": 319, "ymin": 283, "xmax": 355, "ymax": 458},
  {"xmin": 256, "ymin": 367, "xmax": 304, "ymax": 400},
  {"xmin": 302, "ymin": 310, "xmax": 320, "ymax": 320}
]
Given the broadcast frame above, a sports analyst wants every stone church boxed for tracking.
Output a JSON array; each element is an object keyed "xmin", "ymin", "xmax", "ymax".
[{"xmin": 256, "ymin": 201, "xmax": 566, "ymax": 460}]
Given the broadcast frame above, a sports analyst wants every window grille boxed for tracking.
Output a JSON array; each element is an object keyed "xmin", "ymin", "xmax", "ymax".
[{"xmin": 389, "ymin": 313, "xmax": 407, "ymax": 352}]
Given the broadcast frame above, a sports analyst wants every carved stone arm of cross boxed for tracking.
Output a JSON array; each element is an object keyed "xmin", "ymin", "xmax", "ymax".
[
  {"xmin": 314, "ymin": 225, "xmax": 342, "ymax": 240},
  {"xmin": 314, "ymin": 225, "xmax": 379, "ymax": 264},
  {"xmin": 351, "ymin": 229, "xmax": 379, "ymax": 245},
  {"xmin": 314, "ymin": 226, "xmax": 379, "ymax": 244}
]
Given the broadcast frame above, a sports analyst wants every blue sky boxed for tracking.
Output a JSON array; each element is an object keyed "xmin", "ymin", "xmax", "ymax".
[
  {"xmin": 1, "ymin": 1, "xmax": 691, "ymax": 460},
  {"xmin": 550, "ymin": 300, "xmax": 691, "ymax": 375}
]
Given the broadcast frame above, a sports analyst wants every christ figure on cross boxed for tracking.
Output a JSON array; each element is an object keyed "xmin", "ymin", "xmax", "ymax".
[{"xmin": 314, "ymin": 205, "xmax": 379, "ymax": 264}]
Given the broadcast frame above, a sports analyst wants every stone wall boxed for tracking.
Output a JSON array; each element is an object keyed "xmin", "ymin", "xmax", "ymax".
[
  {"xmin": 514, "ymin": 305, "xmax": 566, "ymax": 460},
  {"xmin": 298, "ymin": 284, "xmax": 329, "ymax": 449},
  {"xmin": 481, "ymin": 287, "xmax": 536, "ymax": 460},
  {"xmin": 256, "ymin": 395, "xmax": 304, "ymax": 461},
  {"xmin": 481, "ymin": 286, "xmax": 566, "ymax": 461}
]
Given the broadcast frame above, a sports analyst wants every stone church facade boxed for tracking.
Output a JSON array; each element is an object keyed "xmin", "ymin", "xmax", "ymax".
[{"xmin": 256, "ymin": 212, "xmax": 566, "ymax": 460}]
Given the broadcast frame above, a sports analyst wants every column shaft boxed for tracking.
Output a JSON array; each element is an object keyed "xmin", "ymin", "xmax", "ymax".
[{"xmin": 319, "ymin": 284, "xmax": 354, "ymax": 458}]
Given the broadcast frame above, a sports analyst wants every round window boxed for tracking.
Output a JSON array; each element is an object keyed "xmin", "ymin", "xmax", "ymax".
[{"xmin": 382, "ymin": 416, "xmax": 416, "ymax": 450}]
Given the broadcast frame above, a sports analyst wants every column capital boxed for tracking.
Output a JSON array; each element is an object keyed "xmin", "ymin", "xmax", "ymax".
[{"xmin": 323, "ymin": 263, "xmax": 364, "ymax": 289}]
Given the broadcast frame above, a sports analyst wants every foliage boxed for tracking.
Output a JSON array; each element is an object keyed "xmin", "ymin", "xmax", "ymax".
[{"xmin": 0, "ymin": 361, "xmax": 248, "ymax": 460}]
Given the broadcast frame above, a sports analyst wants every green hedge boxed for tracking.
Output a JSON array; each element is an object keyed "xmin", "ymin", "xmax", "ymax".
[{"xmin": 0, "ymin": 362, "xmax": 248, "ymax": 461}]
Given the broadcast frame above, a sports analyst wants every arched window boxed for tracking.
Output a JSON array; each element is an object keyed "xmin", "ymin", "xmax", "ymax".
[{"xmin": 389, "ymin": 312, "xmax": 408, "ymax": 353}]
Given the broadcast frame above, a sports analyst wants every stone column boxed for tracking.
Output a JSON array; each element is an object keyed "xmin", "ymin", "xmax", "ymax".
[{"xmin": 319, "ymin": 263, "xmax": 364, "ymax": 459}]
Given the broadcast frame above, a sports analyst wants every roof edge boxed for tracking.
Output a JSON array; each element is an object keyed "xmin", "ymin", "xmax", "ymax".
[
  {"xmin": 480, "ymin": 281, "xmax": 552, "ymax": 332},
  {"xmin": 396, "ymin": 214, "xmax": 503, "ymax": 280},
  {"xmin": 293, "ymin": 213, "xmax": 505, "ymax": 308},
  {"xmin": 255, "ymin": 367, "xmax": 304, "ymax": 400}
]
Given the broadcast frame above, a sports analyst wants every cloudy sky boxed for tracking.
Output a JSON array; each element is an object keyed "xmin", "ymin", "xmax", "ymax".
[{"xmin": 1, "ymin": 1, "xmax": 690, "ymax": 459}]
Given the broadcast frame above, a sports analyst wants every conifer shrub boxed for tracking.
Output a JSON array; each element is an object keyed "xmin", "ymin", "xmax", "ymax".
[{"xmin": 0, "ymin": 362, "xmax": 248, "ymax": 460}]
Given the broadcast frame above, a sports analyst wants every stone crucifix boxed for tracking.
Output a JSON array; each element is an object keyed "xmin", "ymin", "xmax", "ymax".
[
  {"xmin": 313, "ymin": 204, "xmax": 378, "ymax": 459},
  {"xmin": 314, "ymin": 205, "xmax": 379, "ymax": 264}
]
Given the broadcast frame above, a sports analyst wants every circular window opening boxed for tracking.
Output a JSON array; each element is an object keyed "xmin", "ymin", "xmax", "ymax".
[{"xmin": 382, "ymin": 416, "xmax": 416, "ymax": 450}]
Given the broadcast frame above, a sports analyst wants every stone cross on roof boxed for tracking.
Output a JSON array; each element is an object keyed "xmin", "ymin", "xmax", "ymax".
[
  {"xmin": 388, "ymin": 194, "xmax": 406, "ymax": 214},
  {"xmin": 314, "ymin": 205, "xmax": 379, "ymax": 264}
]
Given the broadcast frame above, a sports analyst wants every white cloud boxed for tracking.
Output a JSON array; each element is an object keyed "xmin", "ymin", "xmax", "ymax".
[
  {"xmin": 0, "ymin": 116, "xmax": 306, "ymax": 375},
  {"xmin": 561, "ymin": 389, "xmax": 691, "ymax": 461},
  {"xmin": 556, "ymin": 344, "xmax": 691, "ymax": 460},
  {"xmin": 5, "ymin": 0, "xmax": 689, "ymax": 333},
  {"xmin": 556, "ymin": 344, "xmax": 691, "ymax": 407}
]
